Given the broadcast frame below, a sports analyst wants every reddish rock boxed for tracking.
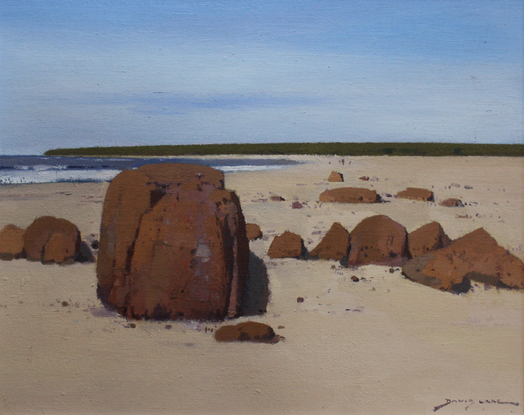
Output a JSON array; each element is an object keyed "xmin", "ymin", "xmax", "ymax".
[
  {"xmin": 346, "ymin": 215, "xmax": 408, "ymax": 266},
  {"xmin": 97, "ymin": 163, "xmax": 249, "ymax": 321},
  {"xmin": 397, "ymin": 187, "xmax": 434, "ymax": 202},
  {"xmin": 310, "ymin": 222, "xmax": 350, "ymax": 261},
  {"xmin": 270, "ymin": 195, "xmax": 285, "ymax": 202},
  {"xmin": 439, "ymin": 198, "xmax": 463, "ymax": 207},
  {"xmin": 23, "ymin": 216, "xmax": 81, "ymax": 264},
  {"xmin": 267, "ymin": 231, "xmax": 304, "ymax": 259},
  {"xmin": 215, "ymin": 321, "xmax": 278, "ymax": 343},
  {"xmin": 408, "ymin": 222, "xmax": 451, "ymax": 259},
  {"xmin": 291, "ymin": 201, "xmax": 303, "ymax": 209},
  {"xmin": 0, "ymin": 224, "xmax": 25, "ymax": 260},
  {"xmin": 359, "ymin": 176, "xmax": 370, "ymax": 181},
  {"xmin": 246, "ymin": 223, "xmax": 263, "ymax": 240},
  {"xmin": 403, "ymin": 228, "xmax": 524, "ymax": 291},
  {"xmin": 328, "ymin": 171, "xmax": 344, "ymax": 182},
  {"xmin": 319, "ymin": 187, "xmax": 381, "ymax": 204}
]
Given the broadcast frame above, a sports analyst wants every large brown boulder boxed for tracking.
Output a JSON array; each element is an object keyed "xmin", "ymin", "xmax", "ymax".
[
  {"xmin": 97, "ymin": 163, "xmax": 249, "ymax": 321},
  {"xmin": 319, "ymin": 187, "xmax": 381, "ymax": 203},
  {"xmin": 215, "ymin": 321, "xmax": 278, "ymax": 343},
  {"xmin": 407, "ymin": 222, "xmax": 451, "ymax": 259},
  {"xmin": 0, "ymin": 224, "xmax": 25, "ymax": 260},
  {"xmin": 310, "ymin": 222, "xmax": 350, "ymax": 261},
  {"xmin": 328, "ymin": 171, "xmax": 344, "ymax": 182},
  {"xmin": 246, "ymin": 223, "xmax": 263, "ymax": 240},
  {"xmin": 23, "ymin": 216, "xmax": 81, "ymax": 264},
  {"xmin": 397, "ymin": 187, "xmax": 434, "ymax": 202},
  {"xmin": 346, "ymin": 215, "xmax": 408, "ymax": 266},
  {"xmin": 402, "ymin": 228, "xmax": 524, "ymax": 292},
  {"xmin": 267, "ymin": 231, "xmax": 304, "ymax": 259}
]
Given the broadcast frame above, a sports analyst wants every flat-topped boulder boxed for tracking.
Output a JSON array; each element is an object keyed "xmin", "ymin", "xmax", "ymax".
[
  {"xmin": 215, "ymin": 321, "xmax": 278, "ymax": 343},
  {"xmin": 23, "ymin": 216, "xmax": 81, "ymax": 264},
  {"xmin": 397, "ymin": 187, "xmax": 434, "ymax": 202},
  {"xmin": 402, "ymin": 228, "xmax": 524, "ymax": 292},
  {"xmin": 268, "ymin": 231, "xmax": 305, "ymax": 259},
  {"xmin": 328, "ymin": 171, "xmax": 344, "ymax": 182},
  {"xmin": 346, "ymin": 215, "xmax": 408, "ymax": 266},
  {"xmin": 408, "ymin": 222, "xmax": 451, "ymax": 259},
  {"xmin": 310, "ymin": 222, "xmax": 350, "ymax": 261},
  {"xmin": 97, "ymin": 163, "xmax": 249, "ymax": 321},
  {"xmin": 319, "ymin": 187, "xmax": 381, "ymax": 204},
  {"xmin": 0, "ymin": 224, "xmax": 25, "ymax": 260}
]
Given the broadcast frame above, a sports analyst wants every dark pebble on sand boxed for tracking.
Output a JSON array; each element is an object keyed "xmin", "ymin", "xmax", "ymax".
[
  {"xmin": 351, "ymin": 276, "xmax": 359, "ymax": 282},
  {"xmin": 297, "ymin": 297, "xmax": 304, "ymax": 303},
  {"xmin": 61, "ymin": 301, "xmax": 69, "ymax": 307},
  {"xmin": 130, "ymin": 323, "xmax": 136, "ymax": 328}
]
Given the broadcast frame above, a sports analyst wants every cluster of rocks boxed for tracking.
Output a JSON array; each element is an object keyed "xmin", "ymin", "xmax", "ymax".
[
  {"xmin": 266, "ymin": 215, "xmax": 524, "ymax": 293},
  {"xmin": 325, "ymin": 171, "xmax": 463, "ymax": 206},
  {"xmin": 0, "ymin": 216, "xmax": 92, "ymax": 264}
]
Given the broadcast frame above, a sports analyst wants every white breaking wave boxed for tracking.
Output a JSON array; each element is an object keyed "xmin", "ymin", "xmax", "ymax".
[
  {"xmin": 0, "ymin": 164, "xmax": 287, "ymax": 184},
  {"xmin": 0, "ymin": 169, "xmax": 122, "ymax": 184}
]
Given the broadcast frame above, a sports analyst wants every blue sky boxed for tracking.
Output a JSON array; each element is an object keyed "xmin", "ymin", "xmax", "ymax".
[{"xmin": 1, "ymin": 0, "xmax": 521, "ymax": 154}]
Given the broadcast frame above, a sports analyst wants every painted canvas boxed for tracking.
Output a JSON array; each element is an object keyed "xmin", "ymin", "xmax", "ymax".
[{"xmin": 1, "ymin": 2, "xmax": 522, "ymax": 414}]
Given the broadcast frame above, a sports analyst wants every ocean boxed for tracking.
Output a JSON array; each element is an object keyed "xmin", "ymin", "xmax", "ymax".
[{"xmin": 0, "ymin": 156, "xmax": 300, "ymax": 185}]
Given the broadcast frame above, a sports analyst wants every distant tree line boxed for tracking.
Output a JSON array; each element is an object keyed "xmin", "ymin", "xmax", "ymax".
[{"xmin": 44, "ymin": 142, "xmax": 524, "ymax": 157}]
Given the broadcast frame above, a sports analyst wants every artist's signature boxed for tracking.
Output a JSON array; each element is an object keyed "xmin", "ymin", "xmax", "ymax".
[{"xmin": 434, "ymin": 398, "xmax": 520, "ymax": 412}]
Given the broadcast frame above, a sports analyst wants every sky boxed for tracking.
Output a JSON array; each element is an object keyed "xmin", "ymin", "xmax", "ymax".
[{"xmin": 0, "ymin": 0, "xmax": 522, "ymax": 155}]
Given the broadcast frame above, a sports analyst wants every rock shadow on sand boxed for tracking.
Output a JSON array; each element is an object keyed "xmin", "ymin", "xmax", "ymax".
[{"xmin": 241, "ymin": 252, "xmax": 270, "ymax": 316}]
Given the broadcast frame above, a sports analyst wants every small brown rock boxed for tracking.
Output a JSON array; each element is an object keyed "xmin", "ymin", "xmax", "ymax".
[
  {"xmin": 351, "ymin": 276, "xmax": 359, "ymax": 282},
  {"xmin": 0, "ymin": 224, "xmax": 25, "ymax": 260},
  {"xmin": 439, "ymin": 198, "xmax": 463, "ymax": 207},
  {"xmin": 291, "ymin": 201, "xmax": 303, "ymax": 209},
  {"xmin": 297, "ymin": 297, "xmax": 304, "ymax": 303},
  {"xmin": 359, "ymin": 176, "xmax": 370, "ymax": 181},
  {"xmin": 268, "ymin": 231, "xmax": 305, "ymax": 259},
  {"xmin": 397, "ymin": 187, "xmax": 434, "ymax": 202},
  {"xmin": 346, "ymin": 215, "xmax": 408, "ymax": 267},
  {"xmin": 246, "ymin": 223, "xmax": 263, "ymax": 240},
  {"xmin": 328, "ymin": 171, "xmax": 344, "ymax": 182},
  {"xmin": 408, "ymin": 221, "xmax": 451, "ymax": 259},
  {"xmin": 270, "ymin": 195, "xmax": 285, "ymax": 202},
  {"xmin": 23, "ymin": 216, "xmax": 81, "ymax": 264},
  {"xmin": 310, "ymin": 222, "xmax": 350, "ymax": 261},
  {"xmin": 215, "ymin": 321, "xmax": 278, "ymax": 343}
]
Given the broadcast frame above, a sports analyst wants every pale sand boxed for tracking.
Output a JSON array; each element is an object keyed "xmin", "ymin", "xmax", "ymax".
[{"xmin": 0, "ymin": 156, "xmax": 522, "ymax": 415}]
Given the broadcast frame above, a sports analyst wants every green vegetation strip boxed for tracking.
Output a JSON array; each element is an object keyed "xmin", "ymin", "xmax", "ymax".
[{"xmin": 44, "ymin": 143, "xmax": 524, "ymax": 157}]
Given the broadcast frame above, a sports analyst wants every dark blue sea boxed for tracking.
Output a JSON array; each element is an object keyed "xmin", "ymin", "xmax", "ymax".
[{"xmin": 0, "ymin": 156, "xmax": 300, "ymax": 185}]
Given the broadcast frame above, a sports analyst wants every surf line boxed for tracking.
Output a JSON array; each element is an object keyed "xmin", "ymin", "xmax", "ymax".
[{"xmin": 434, "ymin": 398, "xmax": 520, "ymax": 412}]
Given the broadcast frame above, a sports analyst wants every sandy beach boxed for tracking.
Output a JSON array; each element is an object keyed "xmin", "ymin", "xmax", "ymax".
[{"xmin": 0, "ymin": 156, "xmax": 522, "ymax": 415}]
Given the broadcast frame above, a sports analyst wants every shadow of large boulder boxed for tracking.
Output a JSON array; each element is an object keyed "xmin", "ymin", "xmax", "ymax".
[{"xmin": 241, "ymin": 252, "xmax": 270, "ymax": 316}]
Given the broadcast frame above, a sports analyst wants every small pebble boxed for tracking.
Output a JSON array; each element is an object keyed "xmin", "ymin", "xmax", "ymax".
[
  {"xmin": 297, "ymin": 297, "xmax": 305, "ymax": 303},
  {"xmin": 61, "ymin": 301, "xmax": 69, "ymax": 307},
  {"xmin": 351, "ymin": 276, "xmax": 359, "ymax": 282},
  {"xmin": 130, "ymin": 323, "xmax": 136, "ymax": 329}
]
